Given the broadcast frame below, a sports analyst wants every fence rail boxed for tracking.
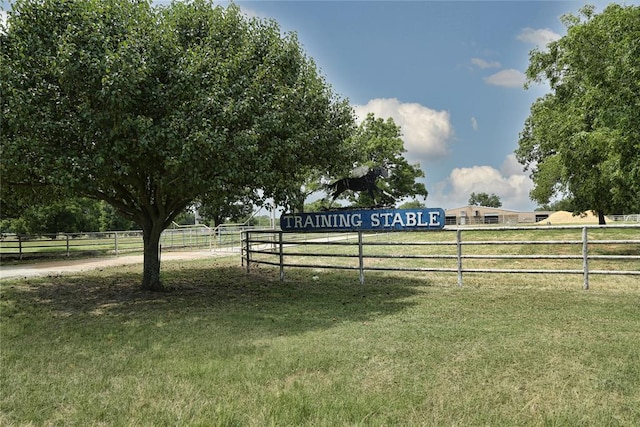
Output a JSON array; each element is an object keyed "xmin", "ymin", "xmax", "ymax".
[
  {"xmin": 0, "ymin": 225, "xmax": 267, "ymax": 259},
  {"xmin": 242, "ymin": 225, "xmax": 640, "ymax": 289}
]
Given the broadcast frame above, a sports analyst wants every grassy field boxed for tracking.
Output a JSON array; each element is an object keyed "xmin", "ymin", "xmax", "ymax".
[{"xmin": 1, "ymin": 247, "xmax": 639, "ymax": 425}]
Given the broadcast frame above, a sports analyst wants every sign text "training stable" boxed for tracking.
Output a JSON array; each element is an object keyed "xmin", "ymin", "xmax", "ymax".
[{"xmin": 280, "ymin": 208, "xmax": 445, "ymax": 232}]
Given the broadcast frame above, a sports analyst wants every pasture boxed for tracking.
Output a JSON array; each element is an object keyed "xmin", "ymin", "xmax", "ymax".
[{"xmin": 1, "ymin": 230, "xmax": 639, "ymax": 426}]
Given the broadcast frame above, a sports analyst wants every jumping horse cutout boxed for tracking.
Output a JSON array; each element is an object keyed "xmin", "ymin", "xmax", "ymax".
[{"xmin": 326, "ymin": 166, "xmax": 394, "ymax": 208}]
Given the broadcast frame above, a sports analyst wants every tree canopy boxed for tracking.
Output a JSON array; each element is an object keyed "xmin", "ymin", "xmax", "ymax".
[
  {"xmin": 535, "ymin": 198, "xmax": 576, "ymax": 213},
  {"xmin": 468, "ymin": 192, "xmax": 502, "ymax": 208},
  {"xmin": 516, "ymin": 4, "xmax": 640, "ymax": 224},
  {"xmin": 1, "ymin": 0, "xmax": 354, "ymax": 290},
  {"xmin": 196, "ymin": 189, "xmax": 256, "ymax": 227},
  {"xmin": 330, "ymin": 113, "xmax": 429, "ymax": 208}
]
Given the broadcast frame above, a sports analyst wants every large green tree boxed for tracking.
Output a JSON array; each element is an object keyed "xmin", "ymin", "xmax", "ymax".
[
  {"xmin": 1, "ymin": 0, "xmax": 354, "ymax": 290},
  {"xmin": 331, "ymin": 113, "xmax": 429, "ymax": 207},
  {"xmin": 516, "ymin": 4, "xmax": 640, "ymax": 224}
]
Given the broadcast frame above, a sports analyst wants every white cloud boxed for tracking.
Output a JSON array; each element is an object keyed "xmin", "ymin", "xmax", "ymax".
[
  {"xmin": 1, "ymin": 10, "xmax": 8, "ymax": 32},
  {"xmin": 500, "ymin": 153, "xmax": 525, "ymax": 177},
  {"xmin": 484, "ymin": 69, "xmax": 526, "ymax": 88},
  {"xmin": 471, "ymin": 58, "xmax": 501, "ymax": 69},
  {"xmin": 428, "ymin": 156, "xmax": 535, "ymax": 211},
  {"xmin": 353, "ymin": 98, "xmax": 453, "ymax": 159},
  {"xmin": 517, "ymin": 27, "xmax": 561, "ymax": 47},
  {"xmin": 471, "ymin": 117, "xmax": 478, "ymax": 131}
]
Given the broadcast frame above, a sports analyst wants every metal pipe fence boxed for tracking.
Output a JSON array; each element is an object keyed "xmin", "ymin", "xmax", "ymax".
[
  {"xmin": 242, "ymin": 225, "xmax": 640, "ymax": 289},
  {"xmin": 0, "ymin": 225, "xmax": 267, "ymax": 259}
]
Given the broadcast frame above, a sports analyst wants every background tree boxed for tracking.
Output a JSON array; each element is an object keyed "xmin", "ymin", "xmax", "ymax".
[
  {"xmin": 535, "ymin": 198, "xmax": 576, "ymax": 212},
  {"xmin": 99, "ymin": 202, "xmax": 138, "ymax": 231},
  {"xmin": 285, "ymin": 135, "xmax": 358, "ymax": 213},
  {"xmin": 197, "ymin": 189, "xmax": 256, "ymax": 227},
  {"xmin": 0, "ymin": 197, "xmax": 101, "ymax": 236},
  {"xmin": 1, "ymin": 0, "xmax": 354, "ymax": 290},
  {"xmin": 398, "ymin": 200, "xmax": 426, "ymax": 209},
  {"xmin": 468, "ymin": 192, "xmax": 502, "ymax": 208},
  {"xmin": 173, "ymin": 209, "xmax": 196, "ymax": 227},
  {"xmin": 516, "ymin": 4, "xmax": 640, "ymax": 224},
  {"xmin": 332, "ymin": 113, "xmax": 428, "ymax": 207},
  {"xmin": 0, "ymin": 198, "xmax": 138, "ymax": 235}
]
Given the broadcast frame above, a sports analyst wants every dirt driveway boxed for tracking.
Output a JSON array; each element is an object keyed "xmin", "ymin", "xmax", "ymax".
[{"xmin": 0, "ymin": 250, "xmax": 238, "ymax": 280}]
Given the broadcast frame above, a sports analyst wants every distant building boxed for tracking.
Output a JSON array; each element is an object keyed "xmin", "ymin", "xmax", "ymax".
[{"xmin": 444, "ymin": 206, "xmax": 552, "ymax": 226}]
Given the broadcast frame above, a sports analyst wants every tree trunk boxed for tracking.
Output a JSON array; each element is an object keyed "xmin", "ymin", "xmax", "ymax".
[
  {"xmin": 141, "ymin": 223, "xmax": 165, "ymax": 291},
  {"xmin": 598, "ymin": 211, "xmax": 606, "ymax": 225}
]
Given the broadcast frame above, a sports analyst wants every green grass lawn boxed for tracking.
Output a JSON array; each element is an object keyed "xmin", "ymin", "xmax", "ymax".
[{"xmin": 1, "ymin": 256, "xmax": 639, "ymax": 426}]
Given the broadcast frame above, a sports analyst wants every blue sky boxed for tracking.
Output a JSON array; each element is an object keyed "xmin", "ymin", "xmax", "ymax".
[
  {"xmin": 2, "ymin": 1, "xmax": 637, "ymax": 211},
  {"xmin": 234, "ymin": 0, "xmax": 637, "ymax": 211}
]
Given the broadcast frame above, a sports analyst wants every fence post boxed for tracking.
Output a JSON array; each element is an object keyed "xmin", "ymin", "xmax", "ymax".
[
  {"xmin": 582, "ymin": 227, "xmax": 589, "ymax": 290},
  {"xmin": 66, "ymin": 234, "xmax": 70, "ymax": 257},
  {"xmin": 240, "ymin": 231, "xmax": 245, "ymax": 267},
  {"xmin": 456, "ymin": 229, "xmax": 463, "ymax": 287},
  {"xmin": 244, "ymin": 231, "xmax": 251, "ymax": 273},
  {"xmin": 279, "ymin": 231, "xmax": 284, "ymax": 282},
  {"xmin": 358, "ymin": 231, "xmax": 365, "ymax": 285},
  {"xmin": 18, "ymin": 235, "xmax": 23, "ymax": 260},
  {"xmin": 114, "ymin": 232, "xmax": 119, "ymax": 255}
]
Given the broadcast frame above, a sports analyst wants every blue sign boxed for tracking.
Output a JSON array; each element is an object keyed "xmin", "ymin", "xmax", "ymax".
[{"xmin": 280, "ymin": 208, "xmax": 445, "ymax": 232}]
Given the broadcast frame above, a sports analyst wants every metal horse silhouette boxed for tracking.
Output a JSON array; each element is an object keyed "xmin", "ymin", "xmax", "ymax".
[{"xmin": 326, "ymin": 166, "xmax": 393, "ymax": 208}]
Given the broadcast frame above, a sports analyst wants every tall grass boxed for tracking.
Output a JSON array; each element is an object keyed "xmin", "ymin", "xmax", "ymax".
[{"xmin": 1, "ymin": 253, "xmax": 639, "ymax": 425}]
